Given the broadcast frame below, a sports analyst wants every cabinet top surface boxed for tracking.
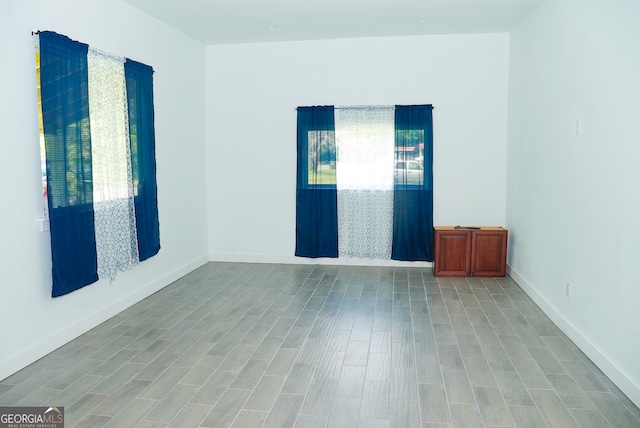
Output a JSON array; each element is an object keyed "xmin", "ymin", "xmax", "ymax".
[{"xmin": 435, "ymin": 226, "xmax": 507, "ymax": 231}]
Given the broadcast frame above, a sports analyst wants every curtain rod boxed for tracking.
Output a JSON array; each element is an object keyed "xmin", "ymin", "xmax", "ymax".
[
  {"xmin": 296, "ymin": 105, "xmax": 434, "ymax": 110},
  {"xmin": 295, "ymin": 106, "xmax": 391, "ymax": 110},
  {"xmin": 30, "ymin": 30, "xmax": 155, "ymax": 73},
  {"xmin": 336, "ymin": 105, "xmax": 393, "ymax": 109}
]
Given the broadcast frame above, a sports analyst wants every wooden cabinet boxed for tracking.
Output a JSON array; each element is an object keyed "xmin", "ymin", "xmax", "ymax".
[{"xmin": 433, "ymin": 226, "xmax": 508, "ymax": 277}]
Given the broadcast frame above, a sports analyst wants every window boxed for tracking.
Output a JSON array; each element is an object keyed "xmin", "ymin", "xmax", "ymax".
[
  {"xmin": 296, "ymin": 104, "xmax": 434, "ymax": 261},
  {"xmin": 307, "ymin": 129, "xmax": 336, "ymax": 185},
  {"xmin": 394, "ymin": 128, "xmax": 426, "ymax": 186},
  {"xmin": 37, "ymin": 31, "xmax": 160, "ymax": 296},
  {"xmin": 35, "ymin": 48, "xmax": 49, "ymax": 220},
  {"xmin": 299, "ymin": 110, "xmax": 427, "ymax": 189}
]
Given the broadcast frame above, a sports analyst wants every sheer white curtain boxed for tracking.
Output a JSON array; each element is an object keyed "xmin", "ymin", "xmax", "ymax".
[
  {"xmin": 87, "ymin": 47, "xmax": 139, "ymax": 279},
  {"xmin": 335, "ymin": 106, "xmax": 395, "ymax": 259}
]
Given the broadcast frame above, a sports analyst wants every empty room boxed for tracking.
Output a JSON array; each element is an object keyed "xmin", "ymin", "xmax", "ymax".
[{"xmin": 1, "ymin": 0, "xmax": 639, "ymax": 426}]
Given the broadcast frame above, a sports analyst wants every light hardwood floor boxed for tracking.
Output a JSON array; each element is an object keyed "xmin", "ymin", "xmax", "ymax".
[{"xmin": 1, "ymin": 262, "xmax": 639, "ymax": 427}]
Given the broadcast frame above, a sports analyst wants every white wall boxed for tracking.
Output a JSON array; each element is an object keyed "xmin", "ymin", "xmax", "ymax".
[
  {"xmin": 205, "ymin": 34, "xmax": 510, "ymax": 265},
  {"xmin": 507, "ymin": 0, "xmax": 640, "ymax": 406},
  {"xmin": 0, "ymin": 0, "xmax": 208, "ymax": 380}
]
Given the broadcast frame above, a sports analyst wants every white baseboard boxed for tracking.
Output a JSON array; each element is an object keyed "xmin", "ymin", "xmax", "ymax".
[
  {"xmin": 209, "ymin": 252, "xmax": 433, "ymax": 268},
  {"xmin": 0, "ymin": 255, "xmax": 208, "ymax": 381},
  {"xmin": 507, "ymin": 265, "xmax": 640, "ymax": 408}
]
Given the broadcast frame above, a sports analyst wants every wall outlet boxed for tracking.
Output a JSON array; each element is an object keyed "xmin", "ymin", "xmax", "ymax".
[{"xmin": 566, "ymin": 281, "xmax": 572, "ymax": 297}]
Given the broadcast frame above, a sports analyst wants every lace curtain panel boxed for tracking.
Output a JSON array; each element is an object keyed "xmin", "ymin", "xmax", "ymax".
[
  {"xmin": 335, "ymin": 106, "xmax": 395, "ymax": 259},
  {"xmin": 87, "ymin": 47, "xmax": 139, "ymax": 279}
]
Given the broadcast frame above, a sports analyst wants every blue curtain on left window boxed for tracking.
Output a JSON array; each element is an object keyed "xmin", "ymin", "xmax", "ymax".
[
  {"xmin": 295, "ymin": 106, "xmax": 338, "ymax": 258},
  {"xmin": 40, "ymin": 31, "xmax": 99, "ymax": 296}
]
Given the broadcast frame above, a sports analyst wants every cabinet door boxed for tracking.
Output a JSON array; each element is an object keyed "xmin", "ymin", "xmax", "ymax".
[
  {"xmin": 471, "ymin": 230, "xmax": 507, "ymax": 277},
  {"xmin": 433, "ymin": 230, "xmax": 472, "ymax": 277}
]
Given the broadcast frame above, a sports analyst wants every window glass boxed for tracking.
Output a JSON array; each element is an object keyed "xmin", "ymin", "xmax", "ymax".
[
  {"xmin": 301, "ymin": 108, "xmax": 430, "ymax": 190},
  {"xmin": 394, "ymin": 129, "xmax": 425, "ymax": 186},
  {"xmin": 307, "ymin": 129, "xmax": 336, "ymax": 185},
  {"xmin": 35, "ymin": 49, "xmax": 50, "ymax": 218},
  {"xmin": 335, "ymin": 107, "xmax": 395, "ymax": 191}
]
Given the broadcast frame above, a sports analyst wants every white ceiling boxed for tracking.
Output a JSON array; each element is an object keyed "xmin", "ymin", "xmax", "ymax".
[{"xmin": 123, "ymin": 0, "xmax": 543, "ymax": 45}]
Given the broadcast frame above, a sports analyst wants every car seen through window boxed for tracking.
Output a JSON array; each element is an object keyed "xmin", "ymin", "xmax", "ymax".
[{"xmin": 394, "ymin": 159, "xmax": 423, "ymax": 185}]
